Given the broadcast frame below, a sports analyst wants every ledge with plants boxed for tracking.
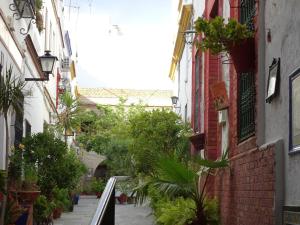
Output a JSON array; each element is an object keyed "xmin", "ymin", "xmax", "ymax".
[{"xmin": 194, "ymin": 16, "xmax": 255, "ymax": 72}]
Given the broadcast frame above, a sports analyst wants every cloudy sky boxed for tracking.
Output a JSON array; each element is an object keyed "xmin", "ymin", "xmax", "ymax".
[{"xmin": 65, "ymin": 0, "xmax": 177, "ymax": 90}]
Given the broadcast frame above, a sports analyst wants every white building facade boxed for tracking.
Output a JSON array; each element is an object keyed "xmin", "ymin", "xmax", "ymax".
[{"xmin": 0, "ymin": 0, "xmax": 77, "ymax": 169}]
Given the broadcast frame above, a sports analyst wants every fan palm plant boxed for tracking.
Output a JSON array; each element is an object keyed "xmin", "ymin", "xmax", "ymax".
[
  {"xmin": 134, "ymin": 152, "xmax": 228, "ymax": 225},
  {"xmin": 0, "ymin": 66, "xmax": 26, "ymax": 225},
  {"xmin": 59, "ymin": 91, "xmax": 79, "ymax": 144}
]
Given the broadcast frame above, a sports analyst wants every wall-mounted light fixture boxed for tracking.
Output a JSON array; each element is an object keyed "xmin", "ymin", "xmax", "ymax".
[
  {"xmin": 25, "ymin": 51, "xmax": 58, "ymax": 81},
  {"xmin": 183, "ymin": 30, "xmax": 197, "ymax": 45},
  {"xmin": 171, "ymin": 96, "xmax": 178, "ymax": 105},
  {"xmin": 9, "ymin": 0, "xmax": 36, "ymax": 35},
  {"xmin": 171, "ymin": 96, "xmax": 181, "ymax": 113}
]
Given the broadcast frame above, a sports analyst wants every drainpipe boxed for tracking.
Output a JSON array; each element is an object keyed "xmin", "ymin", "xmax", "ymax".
[{"xmin": 257, "ymin": 0, "xmax": 266, "ymax": 146}]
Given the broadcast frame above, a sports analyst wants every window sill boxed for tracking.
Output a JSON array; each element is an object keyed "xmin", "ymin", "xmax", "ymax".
[{"xmin": 289, "ymin": 146, "xmax": 300, "ymax": 155}]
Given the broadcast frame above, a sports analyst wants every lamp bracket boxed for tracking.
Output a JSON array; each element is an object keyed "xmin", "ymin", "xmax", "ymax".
[
  {"xmin": 9, "ymin": 3, "xmax": 22, "ymax": 20},
  {"xmin": 20, "ymin": 17, "xmax": 36, "ymax": 35},
  {"xmin": 9, "ymin": 1, "xmax": 36, "ymax": 35},
  {"xmin": 25, "ymin": 74, "xmax": 49, "ymax": 82}
]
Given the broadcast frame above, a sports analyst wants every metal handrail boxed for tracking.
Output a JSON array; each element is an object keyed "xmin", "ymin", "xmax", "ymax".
[{"xmin": 90, "ymin": 177, "xmax": 117, "ymax": 225}]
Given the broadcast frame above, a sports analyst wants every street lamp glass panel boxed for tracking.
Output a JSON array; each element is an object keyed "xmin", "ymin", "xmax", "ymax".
[
  {"xmin": 39, "ymin": 51, "xmax": 58, "ymax": 74},
  {"xmin": 14, "ymin": 0, "xmax": 35, "ymax": 18},
  {"xmin": 171, "ymin": 96, "xmax": 178, "ymax": 105}
]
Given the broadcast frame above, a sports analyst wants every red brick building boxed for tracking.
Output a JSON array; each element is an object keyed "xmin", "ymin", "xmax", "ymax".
[{"xmin": 189, "ymin": 0, "xmax": 283, "ymax": 224}]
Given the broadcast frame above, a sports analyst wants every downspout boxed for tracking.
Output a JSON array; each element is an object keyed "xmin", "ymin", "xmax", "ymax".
[{"xmin": 257, "ymin": 0, "xmax": 266, "ymax": 146}]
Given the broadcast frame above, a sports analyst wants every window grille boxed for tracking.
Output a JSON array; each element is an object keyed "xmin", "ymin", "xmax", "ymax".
[
  {"xmin": 238, "ymin": 72, "xmax": 255, "ymax": 141},
  {"xmin": 240, "ymin": 0, "xmax": 255, "ymax": 31}
]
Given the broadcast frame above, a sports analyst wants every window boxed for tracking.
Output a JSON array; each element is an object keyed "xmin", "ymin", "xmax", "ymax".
[
  {"xmin": 238, "ymin": 72, "xmax": 255, "ymax": 142},
  {"xmin": 14, "ymin": 95, "xmax": 24, "ymax": 147},
  {"xmin": 240, "ymin": 0, "xmax": 256, "ymax": 31},
  {"xmin": 194, "ymin": 52, "xmax": 201, "ymax": 132},
  {"xmin": 290, "ymin": 72, "xmax": 300, "ymax": 151}
]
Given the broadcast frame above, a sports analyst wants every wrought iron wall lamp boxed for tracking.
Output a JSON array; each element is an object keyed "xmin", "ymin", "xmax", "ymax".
[
  {"xmin": 25, "ymin": 51, "xmax": 58, "ymax": 81},
  {"xmin": 183, "ymin": 30, "xmax": 197, "ymax": 45},
  {"xmin": 9, "ymin": 0, "xmax": 36, "ymax": 35}
]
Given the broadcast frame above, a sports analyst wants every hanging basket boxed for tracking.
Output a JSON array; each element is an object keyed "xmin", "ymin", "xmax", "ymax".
[{"xmin": 228, "ymin": 38, "xmax": 255, "ymax": 73}]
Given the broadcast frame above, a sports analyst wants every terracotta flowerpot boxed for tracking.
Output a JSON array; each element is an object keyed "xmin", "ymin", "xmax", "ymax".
[
  {"xmin": 53, "ymin": 208, "xmax": 62, "ymax": 219},
  {"xmin": 118, "ymin": 193, "xmax": 128, "ymax": 204},
  {"xmin": 228, "ymin": 38, "xmax": 255, "ymax": 73},
  {"xmin": 96, "ymin": 192, "xmax": 102, "ymax": 199},
  {"xmin": 18, "ymin": 190, "xmax": 40, "ymax": 204}
]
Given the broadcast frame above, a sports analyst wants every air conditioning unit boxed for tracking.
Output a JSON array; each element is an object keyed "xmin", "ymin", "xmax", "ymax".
[{"xmin": 61, "ymin": 57, "xmax": 71, "ymax": 72}]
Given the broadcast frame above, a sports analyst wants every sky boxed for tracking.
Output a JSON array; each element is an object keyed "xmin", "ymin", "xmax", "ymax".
[{"xmin": 65, "ymin": 0, "xmax": 177, "ymax": 90}]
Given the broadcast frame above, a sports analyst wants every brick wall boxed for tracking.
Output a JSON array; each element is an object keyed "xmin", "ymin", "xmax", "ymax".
[
  {"xmin": 204, "ymin": 52, "xmax": 220, "ymax": 160},
  {"xmin": 207, "ymin": 143, "xmax": 275, "ymax": 225}
]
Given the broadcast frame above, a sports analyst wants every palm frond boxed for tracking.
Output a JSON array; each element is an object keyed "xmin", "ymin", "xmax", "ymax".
[
  {"xmin": 157, "ymin": 157, "xmax": 197, "ymax": 186},
  {"xmin": 132, "ymin": 178, "xmax": 154, "ymax": 205}
]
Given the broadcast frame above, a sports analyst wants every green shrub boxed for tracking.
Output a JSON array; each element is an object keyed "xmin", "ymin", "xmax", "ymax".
[
  {"xmin": 33, "ymin": 195, "xmax": 55, "ymax": 223},
  {"xmin": 156, "ymin": 198, "xmax": 196, "ymax": 225},
  {"xmin": 52, "ymin": 187, "xmax": 71, "ymax": 211},
  {"xmin": 204, "ymin": 198, "xmax": 220, "ymax": 225},
  {"xmin": 90, "ymin": 178, "xmax": 105, "ymax": 193}
]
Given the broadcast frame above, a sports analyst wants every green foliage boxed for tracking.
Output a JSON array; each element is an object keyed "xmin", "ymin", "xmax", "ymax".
[
  {"xmin": 90, "ymin": 178, "xmax": 105, "ymax": 193},
  {"xmin": 7, "ymin": 148, "xmax": 22, "ymax": 185},
  {"xmin": 52, "ymin": 187, "xmax": 71, "ymax": 211},
  {"xmin": 23, "ymin": 163, "xmax": 38, "ymax": 190},
  {"xmin": 204, "ymin": 198, "xmax": 220, "ymax": 225},
  {"xmin": 0, "ymin": 66, "xmax": 26, "ymax": 120},
  {"xmin": 156, "ymin": 198, "xmax": 196, "ymax": 225},
  {"xmin": 76, "ymin": 100, "xmax": 141, "ymax": 176},
  {"xmin": 129, "ymin": 109, "xmax": 191, "ymax": 175},
  {"xmin": 22, "ymin": 131, "xmax": 86, "ymax": 196},
  {"xmin": 33, "ymin": 195, "xmax": 56, "ymax": 223},
  {"xmin": 194, "ymin": 16, "xmax": 253, "ymax": 54},
  {"xmin": 134, "ymin": 156, "xmax": 227, "ymax": 225}
]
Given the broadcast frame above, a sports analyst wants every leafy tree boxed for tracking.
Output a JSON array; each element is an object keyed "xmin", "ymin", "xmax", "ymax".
[
  {"xmin": 76, "ymin": 99, "xmax": 140, "ymax": 176},
  {"xmin": 0, "ymin": 66, "xmax": 26, "ymax": 224},
  {"xmin": 128, "ymin": 109, "xmax": 191, "ymax": 175}
]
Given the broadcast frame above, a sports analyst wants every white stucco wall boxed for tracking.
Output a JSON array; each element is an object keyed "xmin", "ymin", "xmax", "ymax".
[{"xmin": 0, "ymin": 0, "xmax": 74, "ymax": 167}]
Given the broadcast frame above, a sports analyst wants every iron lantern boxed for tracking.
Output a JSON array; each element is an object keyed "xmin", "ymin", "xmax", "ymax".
[
  {"xmin": 171, "ymin": 96, "xmax": 179, "ymax": 105},
  {"xmin": 13, "ymin": 0, "xmax": 35, "ymax": 19},
  {"xmin": 39, "ymin": 51, "xmax": 58, "ymax": 74}
]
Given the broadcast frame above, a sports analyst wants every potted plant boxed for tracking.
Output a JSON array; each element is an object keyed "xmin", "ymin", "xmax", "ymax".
[
  {"xmin": 0, "ymin": 66, "xmax": 26, "ymax": 225},
  {"xmin": 18, "ymin": 164, "xmax": 40, "ymax": 204},
  {"xmin": 194, "ymin": 16, "xmax": 254, "ymax": 72},
  {"xmin": 33, "ymin": 195, "xmax": 55, "ymax": 225},
  {"xmin": 117, "ymin": 181, "xmax": 131, "ymax": 204},
  {"xmin": 52, "ymin": 188, "xmax": 70, "ymax": 219},
  {"xmin": 90, "ymin": 178, "xmax": 105, "ymax": 198}
]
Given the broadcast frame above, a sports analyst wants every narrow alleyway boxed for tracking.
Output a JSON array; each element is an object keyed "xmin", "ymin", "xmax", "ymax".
[{"xmin": 53, "ymin": 195, "xmax": 154, "ymax": 225}]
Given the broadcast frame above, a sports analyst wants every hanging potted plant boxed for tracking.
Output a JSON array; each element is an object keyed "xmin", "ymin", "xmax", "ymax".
[
  {"xmin": 18, "ymin": 164, "xmax": 40, "ymax": 204},
  {"xmin": 35, "ymin": 0, "xmax": 44, "ymax": 32},
  {"xmin": 194, "ymin": 16, "xmax": 254, "ymax": 72}
]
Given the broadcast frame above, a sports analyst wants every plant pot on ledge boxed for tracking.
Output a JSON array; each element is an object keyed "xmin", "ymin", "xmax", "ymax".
[{"xmin": 228, "ymin": 38, "xmax": 255, "ymax": 73}]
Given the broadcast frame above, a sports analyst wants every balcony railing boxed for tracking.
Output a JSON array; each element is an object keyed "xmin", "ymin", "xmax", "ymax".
[
  {"xmin": 90, "ymin": 177, "xmax": 117, "ymax": 225},
  {"xmin": 240, "ymin": 0, "xmax": 255, "ymax": 31}
]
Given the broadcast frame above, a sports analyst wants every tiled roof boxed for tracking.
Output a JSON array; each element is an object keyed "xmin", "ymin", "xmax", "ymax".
[{"xmin": 78, "ymin": 88, "xmax": 173, "ymax": 98}]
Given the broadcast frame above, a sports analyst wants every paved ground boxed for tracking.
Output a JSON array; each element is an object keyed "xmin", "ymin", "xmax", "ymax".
[
  {"xmin": 53, "ymin": 195, "xmax": 154, "ymax": 225},
  {"xmin": 115, "ymin": 204, "xmax": 154, "ymax": 225}
]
